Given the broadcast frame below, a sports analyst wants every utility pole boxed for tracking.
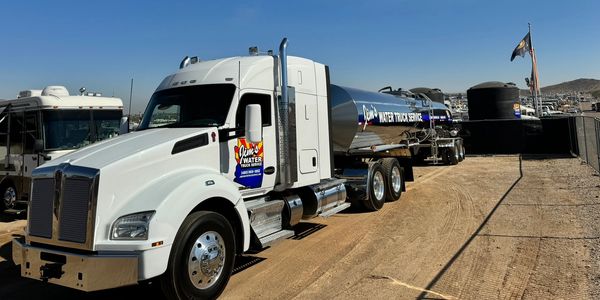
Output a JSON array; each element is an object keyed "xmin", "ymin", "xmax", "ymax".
[{"xmin": 128, "ymin": 78, "xmax": 134, "ymax": 130}]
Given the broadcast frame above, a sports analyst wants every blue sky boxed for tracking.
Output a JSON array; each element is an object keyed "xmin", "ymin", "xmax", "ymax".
[{"xmin": 0, "ymin": 0, "xmax": 598, "ymax": 113}]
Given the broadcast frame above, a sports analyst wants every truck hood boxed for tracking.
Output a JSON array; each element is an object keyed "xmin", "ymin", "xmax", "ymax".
[{"xmin": 43, "ymin": 127, "xmax": 214, "ymax": 170}]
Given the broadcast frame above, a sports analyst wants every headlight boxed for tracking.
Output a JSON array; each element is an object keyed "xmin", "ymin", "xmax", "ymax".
[
  {"xmin": 450, "ymin": 129, "xmax": 458, "ymax": 137},
  {"xmin": 110, "ymin": 211, "xmax": 155, "ymax": 240}
]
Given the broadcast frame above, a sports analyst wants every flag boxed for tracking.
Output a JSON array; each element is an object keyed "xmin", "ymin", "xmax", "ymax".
[
  {"xmin": 510, "ymin": 32, "xmax": 531, "ymax": 61},
  {"xmin": 530, "ymin": 46, "xmax": 540, "ymax": 95}
]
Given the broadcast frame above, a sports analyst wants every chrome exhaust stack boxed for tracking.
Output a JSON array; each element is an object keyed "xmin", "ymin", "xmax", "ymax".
[{"xmin": 278, "ymin": 38, "xmax": 297, "ymax": 186}]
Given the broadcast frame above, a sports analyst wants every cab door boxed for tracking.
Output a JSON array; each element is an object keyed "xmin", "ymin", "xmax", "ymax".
[{"xmin": 224, "ymin": 91, "xmax": 276, "ymax": 196}]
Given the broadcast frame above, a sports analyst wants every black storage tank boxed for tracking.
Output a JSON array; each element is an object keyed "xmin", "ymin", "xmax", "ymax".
[
  {"xmin": 467, "ymin": 81, "xmax": 520, "ymax": 120},
  {"xmin": 410, "ymin": 87, "xmax": 445, "ymax": 103}
]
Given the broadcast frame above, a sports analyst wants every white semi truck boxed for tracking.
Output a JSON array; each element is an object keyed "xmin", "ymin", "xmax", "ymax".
[
  {"xmin": 0, "ymin": 86, "xmax": 124, "ymax": 215},
  {"xmin": 13, "ymin": 39, "xmax": 463, "ymax": 299}
]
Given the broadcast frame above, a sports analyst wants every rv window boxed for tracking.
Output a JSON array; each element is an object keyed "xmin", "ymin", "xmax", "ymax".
[
  {"xmin": 0, "ymin": 111, "xmax": 7, "ymax": 155},
  {"xmin": 92, "ymin": 110, "xmax": 122, "ymax": 141},
  {"xmin": 42, "ymin": 110, "xmax": 121, "ymax": 150},
  {"xmin": 9, "ymin": 112, "xmax": 24, "ymax": 154},
  {"xmin": 43, "ymin": 110, "xmax": 91, "ymax": 150},
  {"xmin": 24, "ymin": 112, "xmax": 39, "ymax": 153}
]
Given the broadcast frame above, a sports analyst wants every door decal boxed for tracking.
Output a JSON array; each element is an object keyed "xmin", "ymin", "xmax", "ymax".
[{"xmin": 234, "ymin": 138, "xmax": 264, "ymax": 188}]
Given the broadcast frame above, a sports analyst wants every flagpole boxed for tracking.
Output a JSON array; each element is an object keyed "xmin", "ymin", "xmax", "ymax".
[{"xmin": 528, "ymin": 23, "xmax": 541, "ymax": 117}]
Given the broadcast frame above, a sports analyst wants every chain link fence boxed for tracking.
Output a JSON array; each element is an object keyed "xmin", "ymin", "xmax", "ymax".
[{"xmin": 573, "ymin": 116, "xmax": 600, "ymax": 173}]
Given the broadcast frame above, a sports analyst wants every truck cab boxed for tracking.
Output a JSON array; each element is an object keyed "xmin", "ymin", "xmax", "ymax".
[{"xmin": 13, "ymin": 39, "xmax": 345, "ymax": 299}]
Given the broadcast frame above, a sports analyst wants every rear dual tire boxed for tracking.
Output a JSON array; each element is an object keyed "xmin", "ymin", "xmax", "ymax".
[
  {"xmin": 443, "ymin": 146, "xmax": 459, "ymax": 165},
  {"xmin": 363, "ymin": 163, "xmax": 386, "ymax": 211},
  {"xmin": 458, "ymin": 142, "xmax": 466, "ymax": 162},
  {"xmin": 363, "ymin": 159, "xmax": 404, "ymax": 211},
  {"xmin": 381, "ymin": 158, "xmax": 402, "ymax": 202}
]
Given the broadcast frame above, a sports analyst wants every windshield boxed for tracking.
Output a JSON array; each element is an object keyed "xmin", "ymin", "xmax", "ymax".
[
  {"xmin": 43, "ymin": 110, "xmax": 122, "ymax": 150},
  {"xmin": 138, "ymin": 84, "xmax": 236, "ymax": 130}
]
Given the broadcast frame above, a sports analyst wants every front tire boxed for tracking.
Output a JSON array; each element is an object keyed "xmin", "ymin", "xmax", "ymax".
[
  {"xmin": 161, "ymin": 211, "xmax": 236, "ymax": 300},
  {"xmin": 381, "ymin": 158, "xmax": 402, "ymax": 202}
]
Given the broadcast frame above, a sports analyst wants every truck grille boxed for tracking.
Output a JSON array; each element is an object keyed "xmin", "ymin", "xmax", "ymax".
[
  {"xmin": 28, "ymin": 179, "xmax": 54, "ymax": 238},
  {"xmin": 59, "ymin": 178, "xmax": 94, "ymax": 243},
  {"xmin": 27, "ymin": 164, "xmax": 99, "ymax": 250}
]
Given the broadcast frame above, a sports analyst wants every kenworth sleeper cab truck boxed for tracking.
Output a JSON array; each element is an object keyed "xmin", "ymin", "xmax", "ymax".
[
  {"xmin": 13, "ymin": 39, "xmax": 463, "ymax": 299},
  {"xmin": 0, "ymin": 86, "xmax": 124, "ymax": 215}
]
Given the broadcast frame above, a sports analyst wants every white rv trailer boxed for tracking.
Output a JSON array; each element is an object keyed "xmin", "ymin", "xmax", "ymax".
[{"xmin": 0, "ymin": 86, "xmax": 123, "ymax": 214}]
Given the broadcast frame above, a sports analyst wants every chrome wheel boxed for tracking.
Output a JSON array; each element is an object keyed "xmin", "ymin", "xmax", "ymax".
[
  {"xmin": 372, "ymin": 171, "xmax": 385, "ymax": 201},
  {"xmin": 187, "ymin": 231, "xmax": 226, "ymax": 290},
  {"xmin": 3, "ymin": 186, "xmax": 16, "ymax": 209},
  {"xmin": 391, "ymin": 166, "xmax": 402, "ymax": 193}
]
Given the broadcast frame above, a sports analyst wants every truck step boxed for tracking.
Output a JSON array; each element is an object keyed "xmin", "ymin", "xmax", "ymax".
[
  {"xmin": 258, "ymin": 229, "xmax": 294, "ymax": 248},
  {"xmin": 314, "ymin": 178, "xmax": 347, "ymax": 191},
  {"xmin": 4, "ymin": 208, "xmax": 26, "ymax": 215},
  {"xmin": 246, "ymin": 198, "xmax": 285, "ymax": 239},
  {"xmin": 319, "ymin": 202, "xmax": 351, "ymax": 218}
]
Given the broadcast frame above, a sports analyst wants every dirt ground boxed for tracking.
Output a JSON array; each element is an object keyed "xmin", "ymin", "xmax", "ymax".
[
  {"xmin": 1, "ymin": 155, "xmax": 599, "ymax": 299},
  {"xmin": 581, "ymin": 101, "xmax": 600, "ymax": 118}
]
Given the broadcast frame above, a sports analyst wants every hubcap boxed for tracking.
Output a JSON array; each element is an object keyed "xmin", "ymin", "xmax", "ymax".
[
  {"xmin": 187, "ymin": 231, "xmax": 226, "ymax": 290},
  {"xmin": 391, "ymin": 166, "xmax": 402, "ymax": 193},
  {"xmin": 3, "ymin": 187, "xmax": 16, "ymax": 209},
  {"xmin": 373, "ymin": 171, "xmax": 385, "ymax": 201}
]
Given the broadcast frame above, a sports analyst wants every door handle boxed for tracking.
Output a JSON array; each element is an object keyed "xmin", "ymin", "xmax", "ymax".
[{"xmin": 264, "ymin": 166, "xmax": 275, "ymax": 175}]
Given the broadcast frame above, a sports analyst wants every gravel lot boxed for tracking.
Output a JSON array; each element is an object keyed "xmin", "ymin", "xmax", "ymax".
[{"xmin": 1, "ymin": 155, "xmax": 599, "ymax": 299}]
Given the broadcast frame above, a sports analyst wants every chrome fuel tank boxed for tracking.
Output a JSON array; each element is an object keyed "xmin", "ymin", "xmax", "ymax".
[{"xmin": 330, "ymin": 85, "xmax": 451, "ymax": 154}]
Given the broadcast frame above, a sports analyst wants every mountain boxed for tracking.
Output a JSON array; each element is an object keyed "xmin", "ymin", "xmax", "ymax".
[{"xmin": 541, "ymin": 78, "xmax": 600, "ymax": 94}]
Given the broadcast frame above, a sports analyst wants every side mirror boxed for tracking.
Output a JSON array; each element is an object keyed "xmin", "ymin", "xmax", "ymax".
[
  {"xmin": 245, "ymin": 104, "xmax": 262, "ymax": 143},
  {"xmin": 34, "ymin": 139, "xmax": 44, "ymax": 152},
  {"xmin": 120, "ymin": 116, "xmax": 130, "ymax": 134}
]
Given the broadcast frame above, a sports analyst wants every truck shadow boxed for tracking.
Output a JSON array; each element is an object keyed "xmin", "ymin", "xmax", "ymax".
[
  {"xmin": 0, "ymin": 214, "xmax": 25, "ymax": 223},
  {"xmin": 290, "ymin": 222, "xmax": 327, "ymax": 240},
  {"xmin": 232, "ymin": 255, "xmax": 267, "ymax": 275}
]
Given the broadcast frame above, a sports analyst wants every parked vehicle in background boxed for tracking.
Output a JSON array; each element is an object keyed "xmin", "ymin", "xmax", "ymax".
[{"xmin": 0, "ymin": 86, "xmax": 124, "ymax": 214}]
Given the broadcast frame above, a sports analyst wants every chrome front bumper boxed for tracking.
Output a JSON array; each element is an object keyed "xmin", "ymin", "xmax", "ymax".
[{"xmin": 12, "ymin": 237, "xmax": 139, "ymax": 292}]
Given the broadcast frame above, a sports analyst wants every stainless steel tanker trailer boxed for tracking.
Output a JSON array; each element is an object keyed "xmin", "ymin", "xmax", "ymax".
[
  {"xmin": 334, "ymin": 85, "xmax": 465, "ymax": 166},
  {"xmin": 13, "ymin": 38, "xmax": 463, "ymax": 299}
]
